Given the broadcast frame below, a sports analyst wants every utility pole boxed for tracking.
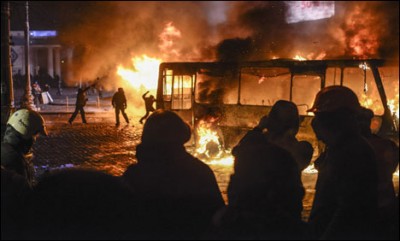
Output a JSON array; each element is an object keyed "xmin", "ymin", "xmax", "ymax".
[
  {"xmin": 21, "ymin": 1, "xmax": 36, "ymax": 110},
  {"xmin": 1, "ymin": 1, "xmax": 14, "ymax": 137}
]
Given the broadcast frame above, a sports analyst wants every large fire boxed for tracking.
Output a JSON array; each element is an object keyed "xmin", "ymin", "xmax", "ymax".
[
  {"xmin": 117, "ymin": 55, "xmax": 162, "ymax": 91},
  {"xmin": 345, "ymin": 5, "xmax": 379, "ymax": 58}
]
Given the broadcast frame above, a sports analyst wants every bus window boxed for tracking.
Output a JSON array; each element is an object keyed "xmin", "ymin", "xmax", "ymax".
[
  {"xmin": 342, "ymin": 66, "xmax": 384, "ymax": 116},
  {"xmin": 379, "ymin": 66, "xmax": 399, "ymax": 129},
  {"xmin": 172, "ymin": 75, "xmax": 192, "ymax": 110},
  {"xmin": 326, "ymin": 67, "xmax": 341, "ymax": 86},
  {"xmin": 240, "ymin": 67, "xmax": 290, "ymax": 106},
  {"xmin": 195, "ymin": 68, "xmax": 238, "ymax": 105},
  {"xmin": 163, "ymin": 69, "xmax": 173, "ymax": 101},
  {"xmin": 292, "ymin": 75, "xmax": 321, "ymax": 115}
]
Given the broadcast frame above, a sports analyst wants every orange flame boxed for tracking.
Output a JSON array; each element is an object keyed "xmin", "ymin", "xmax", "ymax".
[
  {"xmin": 194, "ymin": 120, "xmax": 234, "ymax": 166},
  {"xmin": 117, "ymin": 55, "xmax": 162, "ymax": 91},
  {"xmin": 345, "ymin": 5, "xmax": 379, "ymax": 58},
  {"xmin": 293, "ymin": 54, "xmax": 307, "ymax": 61}
]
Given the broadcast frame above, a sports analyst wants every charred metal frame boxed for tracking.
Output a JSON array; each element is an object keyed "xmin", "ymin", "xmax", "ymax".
[{"xmin": 157, "ymin": 59, "xmax": 398, "ymax": 146}]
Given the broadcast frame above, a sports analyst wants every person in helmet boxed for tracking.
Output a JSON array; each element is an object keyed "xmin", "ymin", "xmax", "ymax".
[
  {"xmin": 111, "ymin": 87, "xmax": 129, "ymax": 127},
  {"xmin": 139, "ymin": 91, "xmax": 157, "ymax": 124},
  {"xmin": 307, "ymin": 86, "xmax": 379, "ymax": 239},
  {"xmin": 1, "ymin": 109, "xmax": 48, "ymax": 186}
]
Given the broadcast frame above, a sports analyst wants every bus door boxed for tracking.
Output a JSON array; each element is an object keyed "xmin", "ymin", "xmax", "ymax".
[
  {"xmin": 171, "ymin": 74, "xmax": 194, "ymax": 126},
  {"xmin": 160, "ymin": 67, "xmax": 194, "ymax": 125}
]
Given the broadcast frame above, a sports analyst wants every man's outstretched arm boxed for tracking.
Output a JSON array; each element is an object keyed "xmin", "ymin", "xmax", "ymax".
[{"xmin": 142, "ymin": 91, "xmax": 149, "ymax": 99}]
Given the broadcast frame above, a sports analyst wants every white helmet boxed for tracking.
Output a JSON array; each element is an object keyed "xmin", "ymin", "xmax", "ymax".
[{"xmin": 7, "ymin": 109, "xmax": 48, "ymax": 139}]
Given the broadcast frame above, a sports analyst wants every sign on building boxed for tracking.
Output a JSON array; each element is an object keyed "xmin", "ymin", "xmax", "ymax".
[{"xmin": 285, "ymin": 1, "xmax": 335, "ymax": 24}]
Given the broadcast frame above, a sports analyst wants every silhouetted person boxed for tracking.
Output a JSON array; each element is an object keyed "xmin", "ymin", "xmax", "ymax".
[
  {"xmin": 139, "ymin": 91, "xmax": 156, "ymax": 124},
  {"xmin": 112, "ymin": 87, "xmax": 129, "ymax": 127},
  {"xmin": 307, "ymin": 86, "xmax": 379, "ymax": 240},
  {"xmin": 208, "ymin": 120, "xmax": 307, "ymax": 239},
  {"xmin": 122, "ymin": 110, "xmax": 225, "ymax": 239},
  {"xmin": 1, "ymin": 109, "xmax": 48, "ymax": 187},
  {"xmin": 357, "ymin": 107, "xmax": 399, "ymax": 239},
  {"xmin": 68, "ymin": 84, "xmax": 94, "ymax": 124},
  {"xmin": 261, "ymin": 100, "xmax": 314, "ymax": 172},
  {"xmin": 21, "ymin": 168, "xmax": 139, "ymax": 240}
]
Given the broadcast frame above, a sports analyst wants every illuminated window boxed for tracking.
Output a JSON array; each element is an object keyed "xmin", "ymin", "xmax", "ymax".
[
  {"xmin": 342, "ymin": 67, "xmax": 384, "ymax": 115},
  {"xmin": 172, "ymin": 75, "xmax": 192, "ymax": 110},
  {"xmin": 240, "ymin": 67, "xmax": 290, "ymax": 106},
  {"xmin": 292, "ymin": 75, "xmax": 321, "ymax": 115}
]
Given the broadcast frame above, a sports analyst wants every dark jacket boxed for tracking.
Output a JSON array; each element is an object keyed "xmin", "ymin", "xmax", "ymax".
[
  {"xmin": 1, "ymin": 143, "xmax": 34, "ymax": 187},
  {"xmin": 231, "ymin": 127, "xmax": 305, "ymax": 221},
  {"xmin": 210, "ymin": 127, "xmax": 307, "ymax": 240},
  {"xmin": 75, "ymin": 86, "xmax": 90, "ymax": 107},
  {"xmin": 112, "ymin": 91, "xmax": 127, "ymax": 108},
  {"xmin": 309, "ymin": 134, "xmax": 378, "ymax": 240},
  {"xmin": 122, "ymin": 144, "xmax": 225, "ymax": 239},
  {"xmin": 142, "ymin": 92, "xmax": 155, "ymax": 111}
]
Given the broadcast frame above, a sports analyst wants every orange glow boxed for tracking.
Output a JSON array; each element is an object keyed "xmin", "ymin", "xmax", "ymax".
[
  {"xmin": 345, "ymin": 5, "xmax": 379, "ymax": 58},
  {"xmin": 117, "ymin": 55, "xmax": 162, "ymax": 91},
  {"xmin": 293, "ymin": 54, "xmax": 307, "ymax": 61},
  {"xmin": 388, "ymin": 96, "xmax": 399, "ymax": 120},
  {"xmin": 159, "ymin": 22, "xmax": 182, "ymax": 59},
  {"xmin": 194, "ymin": 120, "xmax": 234, "ymax": 166}
]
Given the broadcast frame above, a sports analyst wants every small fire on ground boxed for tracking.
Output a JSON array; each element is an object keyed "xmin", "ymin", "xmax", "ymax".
[{"xmin": 192, "ymin": 120, "xmax": 234, "ymax": 166}]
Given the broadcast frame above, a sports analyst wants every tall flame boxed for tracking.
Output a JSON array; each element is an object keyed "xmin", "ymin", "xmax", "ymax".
[{"xmin": 117, "ymin": 55, "xmax": 162, "ymax": 90}]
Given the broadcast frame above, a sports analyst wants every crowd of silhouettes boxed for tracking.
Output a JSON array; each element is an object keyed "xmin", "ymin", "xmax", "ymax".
[{"xmin": 1, "ymin": 86, "xmax": 399, "ymax": 240}]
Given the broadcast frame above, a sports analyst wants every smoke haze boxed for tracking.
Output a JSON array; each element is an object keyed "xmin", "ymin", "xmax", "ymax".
[{"xmin": 9, "ymin": 1, "xmax": 399, "ymax": 115}]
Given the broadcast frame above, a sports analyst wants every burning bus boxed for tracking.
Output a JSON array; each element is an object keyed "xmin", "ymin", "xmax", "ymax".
[{"xmin": 155, "ymin": 58, "xmax": 399, "ymax": 162}]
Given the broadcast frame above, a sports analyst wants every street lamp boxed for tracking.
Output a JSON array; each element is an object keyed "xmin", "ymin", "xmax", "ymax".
[
  {"xmin": 21, "ymin": 1, "xmax": 36, "ymax": 110},
  {"xmin": 1, "ymin": 1, "xmax": 14, "ymax": 137}
]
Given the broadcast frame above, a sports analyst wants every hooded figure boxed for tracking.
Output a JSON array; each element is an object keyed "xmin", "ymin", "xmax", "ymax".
[{"xmin": 122, "ymin": 110, "xmax": 225, "ymax": 239}]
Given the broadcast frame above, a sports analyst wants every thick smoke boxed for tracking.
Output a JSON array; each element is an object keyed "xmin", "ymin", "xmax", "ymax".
[
  {"xmin": 10, "ymin": 1, "xmax": 398, "ymax": 114},
  {"xmin": 13, "ymin": 1, "xmax": 398, "ymax": 80},
  {"xmin": 213, "ymin": 1, "xmax": 399, "ymax": 61}
]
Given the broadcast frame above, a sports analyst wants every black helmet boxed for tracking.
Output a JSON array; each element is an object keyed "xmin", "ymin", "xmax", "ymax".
[{"xmin": 307, "ymin": 85, "xmax": 361, "ymax": 113}]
